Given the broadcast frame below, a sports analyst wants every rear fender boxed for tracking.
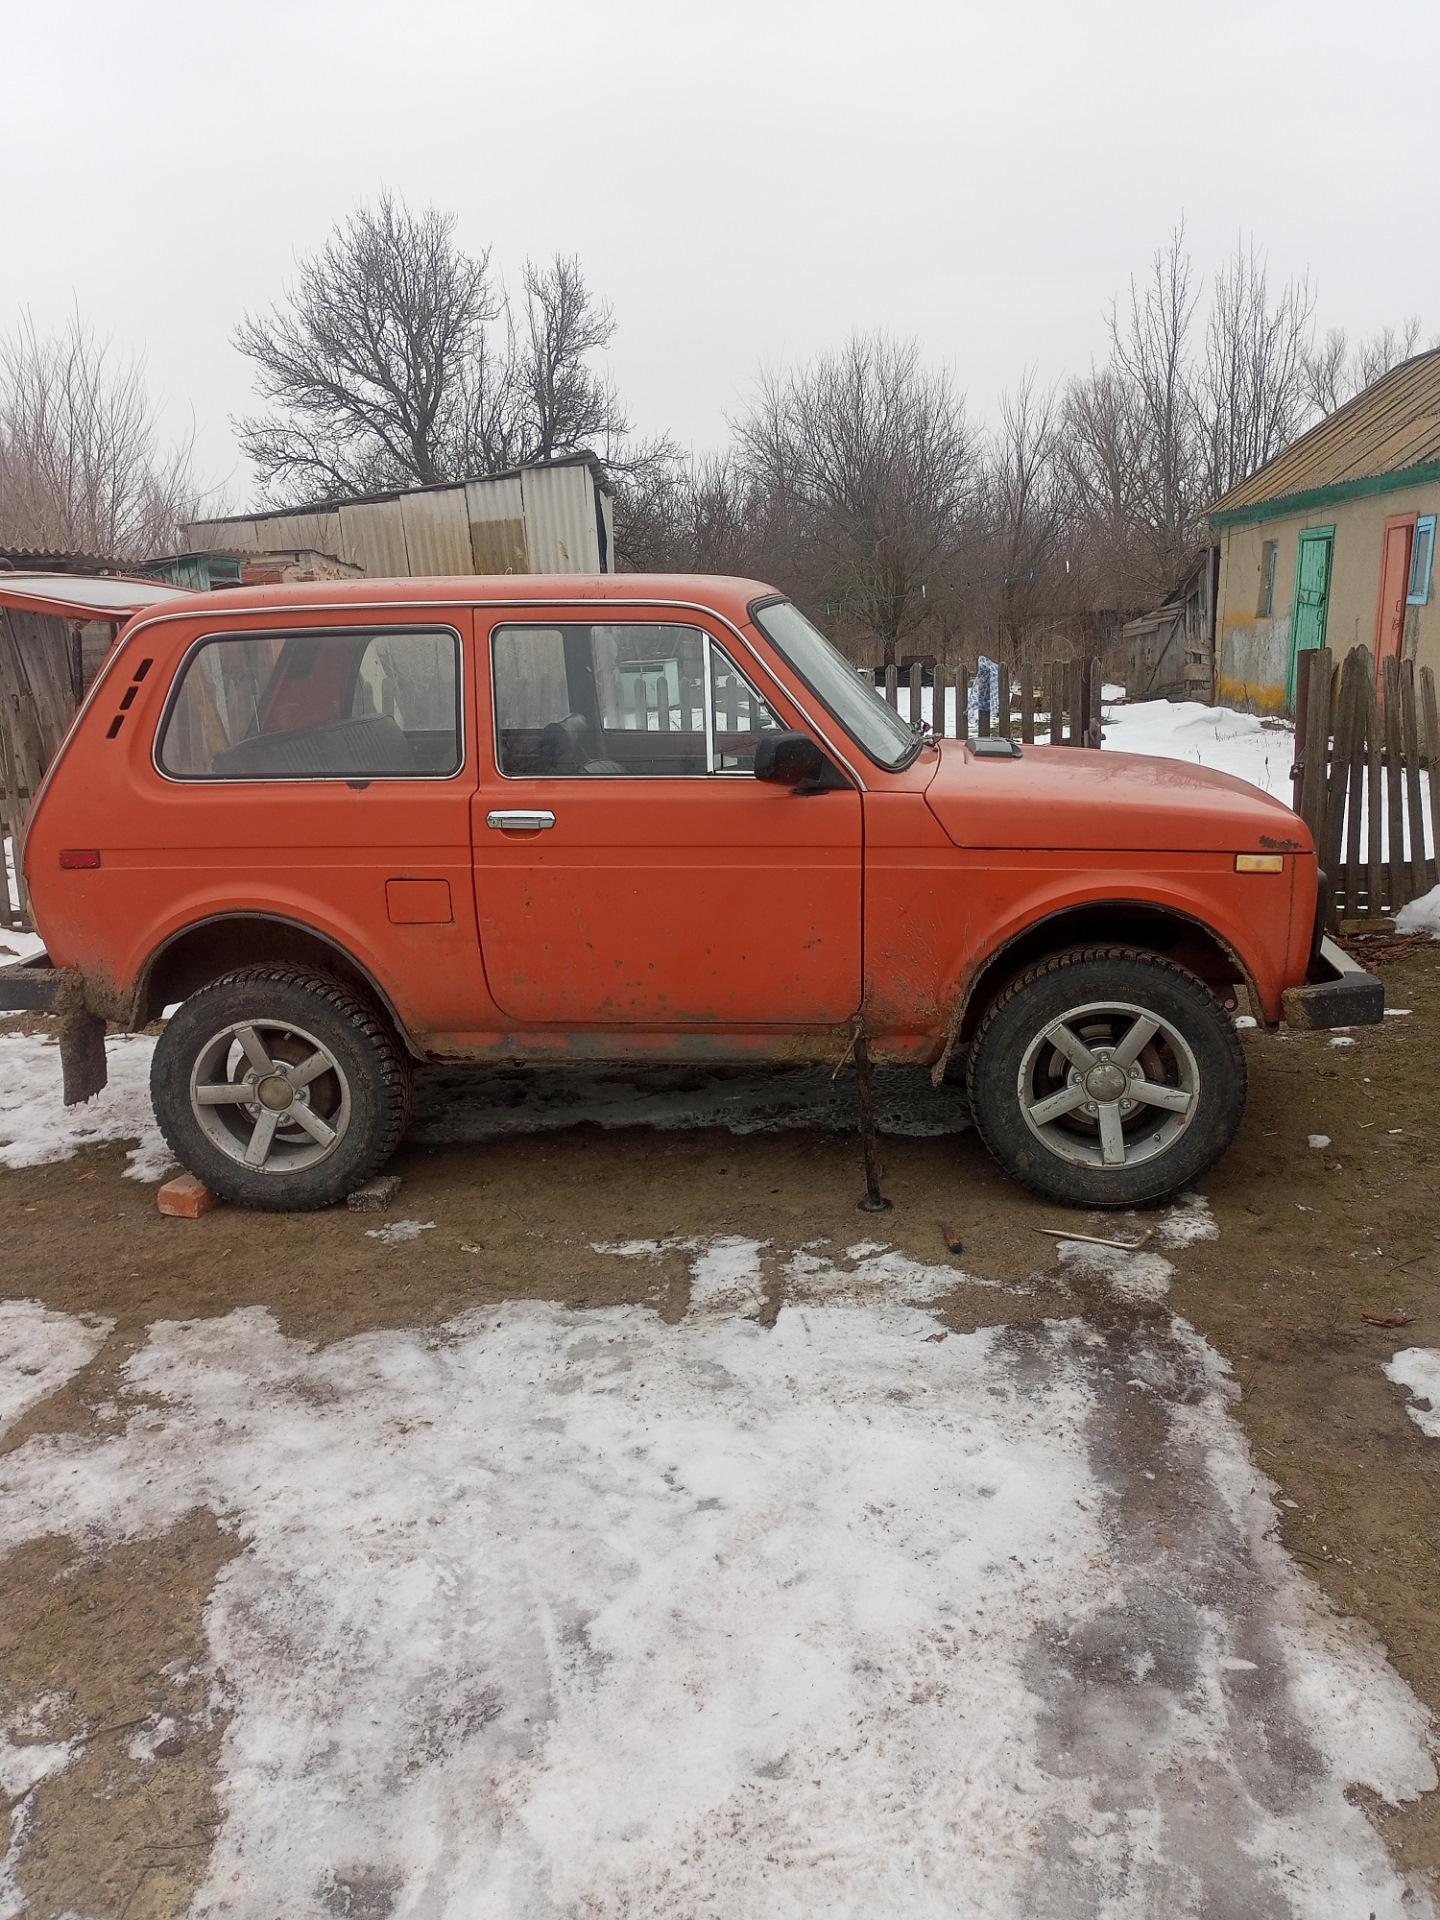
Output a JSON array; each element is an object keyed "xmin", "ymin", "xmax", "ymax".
[{"xmin": 136, "ymin": 913, "xmax": 421, "ymax": 1056}]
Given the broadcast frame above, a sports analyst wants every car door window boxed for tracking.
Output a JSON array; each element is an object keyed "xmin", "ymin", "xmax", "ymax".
[
  {"xmin": 492, "ymin": 622, "xmax": 783, "ymax": 777},
  {"xmin": 158, "ymin": 628, "xmax": 461, "ymax": 779}
]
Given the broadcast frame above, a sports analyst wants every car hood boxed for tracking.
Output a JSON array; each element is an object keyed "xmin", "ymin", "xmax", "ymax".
[{"xmin": 922, "ymin": 740, "xmax": 1309, "ymax": 853}]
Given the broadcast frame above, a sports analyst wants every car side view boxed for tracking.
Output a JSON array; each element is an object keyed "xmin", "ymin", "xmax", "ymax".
[{"xmin": 1, "ymin": 573, "xmax": 1381, "ymax": 1210}]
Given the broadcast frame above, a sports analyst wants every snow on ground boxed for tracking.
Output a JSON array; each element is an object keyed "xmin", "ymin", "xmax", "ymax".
[
  {"xmin": 1099, "ymin": 698, "xmax": 1293, "ymax": 794},
  {"xmin": 0, "ymin": 1213, "xmax": 1433, "ymax": 1917},
  {"xmin": 1396, "ymin": 884, "xmax": 1440, "ymax": 939},
  {"xmin": 0, "ymin": 1299, "xmax": 110, "ymax": 1441},
  {"xmin": 0, "ymin": 1032, "xmax": 171, "ymax": 1180},
  {"xmin": 1385, "ymin": 1349, "xmax": 1440, "ymax": 1438},
  {"xmin": 0, "ymin": 928, "xmax": 43, "ymax": 966}
]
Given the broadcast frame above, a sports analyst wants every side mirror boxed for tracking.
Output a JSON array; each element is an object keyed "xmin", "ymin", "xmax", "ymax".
[{"xmin": 754, "ymin": 731, "xmax": 825, "ymax": 785}]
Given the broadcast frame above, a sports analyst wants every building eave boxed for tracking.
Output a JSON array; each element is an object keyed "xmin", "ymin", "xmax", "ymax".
[{"xmin": 1209, "ymin": 457, "xmax": 1440, "ymax": 529}]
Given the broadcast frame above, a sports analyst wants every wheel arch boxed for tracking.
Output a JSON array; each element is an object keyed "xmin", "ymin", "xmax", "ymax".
[
  {"xmin": 138, "ymin": 913, "xmax": 421, "ymax": 1057},
  {"xmin": 955, "ymin": 901, "xmax": 1254, "ymax": 1043}
]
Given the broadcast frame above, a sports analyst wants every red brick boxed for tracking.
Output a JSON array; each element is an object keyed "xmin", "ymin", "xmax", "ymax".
[{"xmin": 157, "ymin": 1173, "xmax": 219, "ymax": 1219}]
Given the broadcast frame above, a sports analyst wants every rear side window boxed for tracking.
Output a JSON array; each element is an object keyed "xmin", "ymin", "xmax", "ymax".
[
  {"xmin": 492, "ymin": 622, "xmax": 784, "ymax": 776},
  {"xmin": 158, "ymin": 628, "xmax": 462, "ymax": 779}
]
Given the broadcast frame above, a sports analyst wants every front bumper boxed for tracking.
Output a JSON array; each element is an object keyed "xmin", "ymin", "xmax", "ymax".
[
  {"xmin": 0, "ymin": 951, "xmax": 63, "ymax": 1012},
  {"xmin": 1280, "ymin": 936, "xmax": 1384, "ymax": 1030}
]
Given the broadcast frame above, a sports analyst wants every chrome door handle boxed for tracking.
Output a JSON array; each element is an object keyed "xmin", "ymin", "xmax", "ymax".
[{"xmin": 486, "ymin": 809, "xmax": 556, "ymax": 831}]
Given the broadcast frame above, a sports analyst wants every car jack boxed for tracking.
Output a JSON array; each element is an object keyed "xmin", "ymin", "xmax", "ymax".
[{"xmin": 834, "ymin": 1023, "xmax": 892, "ymax": 1213}]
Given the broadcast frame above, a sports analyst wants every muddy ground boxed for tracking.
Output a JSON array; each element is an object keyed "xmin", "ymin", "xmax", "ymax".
[{"xmin": 1, "ymin": 946, "xmax": 1439, "ymax": 1915}]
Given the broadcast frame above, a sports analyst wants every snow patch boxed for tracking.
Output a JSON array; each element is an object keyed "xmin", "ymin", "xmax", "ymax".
[
  {"xmin": 0, "ymin": 1291, "xmax": 1430, "ymax": 1915},
  {"xmin": 1384, "ymin": 1349, "xmax": 1440, "ymax": 1439},
  {"xmin": 1395, "ymin": 884, "xmax": 1440, "ymax": 938},
  {"xmin": 0, "ymin": 1032, "xmax": 172, "ymax": 1180},
  {"xmin": 363, "ymin": 1219, "xmax": 435, "ymax": 1247},
  {"xmin": 1101, "ymin": 698, "xmax": 1290, "ymax": 792},
  {"xmin": 0, "ymin": 1300, "xmax": 112, "ymax": 1440},
  {"xmin": 1154, "ymin": 1191, "xmax": 1221, "ymax": 1248}
]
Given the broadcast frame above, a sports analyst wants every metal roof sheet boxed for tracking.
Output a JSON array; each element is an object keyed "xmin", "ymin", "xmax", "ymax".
[
  {"xmin": 1211, "ymin": 349, "xmax": 1440, "ymax": 521},
  {"xmin": 0, "ymin": 573, "xmax": 191, "ymax": 619}
]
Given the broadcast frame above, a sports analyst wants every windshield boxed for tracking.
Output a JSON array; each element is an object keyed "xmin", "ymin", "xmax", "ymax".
[{"xmin": 749, "ymin": 599, "xmax": 920, "ymax": 771}]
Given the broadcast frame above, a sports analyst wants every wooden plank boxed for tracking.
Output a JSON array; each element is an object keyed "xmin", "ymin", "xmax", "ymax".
[
  {"xmin": 955, "ymin": 666, "xmax": 968, "ymax": 741},
  {"xmin": 1383, "ymin": 654, "xmax": 1406, "ymax": 910},
  {"xmin": 1049, "ymin": 662, "xmax": 1063, "ymax": 745},
  {"xmin": 884, "ymin": 664, "xmax": 898, "ymax": 709},
  {"xmin": 1088, "ymin": 658, "xmax": 1104, "ymax": 748},
  {"xmin": 932, "ymin": 663, "xmax": 947, "ymax": 738},
  {"xmin": 1342, "ymin": 650, "xmax": 1368, "ymax": 920},
  {"xmin": 1291, "ymin": 648, "xmax": 1312, "ymax": 814},
  {"xmin": 997, "ymin": 662, "xmax": 1011, "ymax": 739},
  {"xmin": 1298, "ymin": 648, "xmax": 1331, "ymax": 844},
  {"xmin": 1065, "ymin": 659, "xmax": 1081, "ymax": 746},
  {"xmin": 1401, "ymin": 660, "xmax": 1427, "ymax": 900},
  {"xmin": 1020, "ymin": 675, "xmax": 1034, "ymax": 745},
  {"xmin": 1363, "ymin": 662, "xmax": 1384, "ymax": 922},
  {"xmin": 1421, "ymin": 666, "xmax": 1440, "ymax": 892},
  {"xmin": 1319, "ymin": 649, "xmax": 1357, "ymax": 926},
  {"xmin": 909, "ymin": 662, "xmax": 923, "ymax": 730}
]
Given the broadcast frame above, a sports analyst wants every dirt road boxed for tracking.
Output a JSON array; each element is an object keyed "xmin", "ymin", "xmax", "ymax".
[{"xmin": 1, "ymin": 949, "xmax": 1438, "ymax": 1916}]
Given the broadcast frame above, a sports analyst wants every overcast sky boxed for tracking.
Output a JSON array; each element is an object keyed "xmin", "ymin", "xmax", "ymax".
[{"xmin": 5, "ymin": 0, "xmax": 1437, "ymax": 505}]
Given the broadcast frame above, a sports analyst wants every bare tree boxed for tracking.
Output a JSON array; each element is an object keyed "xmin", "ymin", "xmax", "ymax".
[
  {"xmin": 981, "ymin": 372, "xmax": 1067, "ymax": 658},
  {"xmin": 235, "ymin": 196, "xmax": 499, "ymax": 498},
  {"xmin": 236, "ymin": 202, "xmax": 637, "ymax": 503},
  {"xmin": 1198, "ymin": 243, "xmax": 1313, "ymax": 501},
  {"xmin": 518, "ymin": 256, "xmax": 629, "ymax": 462},
  {"xmin": 1304, "ymin": 316, "xmax": 1424, "ymax": 416},
  {"xmin": 0, "ymin": 309, "xmax": 200, "ymax": 559},
  {"xmin": 735, "ymin": 333, "xmax": 975, "ymax": 667},
  {"xmin": 1106, "ymin": 224, "xmax": 1203, "ymax": 593}
]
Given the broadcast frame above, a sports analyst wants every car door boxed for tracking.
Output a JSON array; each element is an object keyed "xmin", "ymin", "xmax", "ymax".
[
  {"xmin": 471, "ymin": 611, "xmax": 862, "ymax": 1028},
  {"xmin": 143, "ymin": 613, "xmax": 488, "ymax": 1041}
]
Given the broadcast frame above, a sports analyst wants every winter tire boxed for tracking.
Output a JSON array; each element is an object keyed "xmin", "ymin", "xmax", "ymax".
[
  {"xmin": 150, "ymin": 967, "xmax": 412, "ymax": 1211},
  {"xmin": 965, "ymin": 945, "xmax": 1246, "ymax": 1208}
]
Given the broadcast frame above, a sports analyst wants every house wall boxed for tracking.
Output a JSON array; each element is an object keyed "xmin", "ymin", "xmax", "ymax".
[{"xmin": 1216, "ymin": 479, "xmax": 1440, "ymax": 711}]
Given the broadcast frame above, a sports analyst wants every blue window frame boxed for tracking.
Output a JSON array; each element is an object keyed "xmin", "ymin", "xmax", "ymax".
[{"xmin": 1408, "ymin": 515, "xmax": 1435, "ymax": 605}]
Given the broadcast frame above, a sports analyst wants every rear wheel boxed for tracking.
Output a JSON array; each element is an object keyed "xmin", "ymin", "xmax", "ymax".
[
  {"xmin": 965, "ymin": 946, "xmax": 1245, "ymax": 1208},
  {"xmin": 150, "ymin": 968, "xmax": 412, "ymax": 1211}
]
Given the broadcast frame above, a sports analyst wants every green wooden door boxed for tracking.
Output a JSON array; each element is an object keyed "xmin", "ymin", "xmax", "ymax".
[{"xmin": 1287, "ymin": 527, "xmax": 1334, "ymax": 708}]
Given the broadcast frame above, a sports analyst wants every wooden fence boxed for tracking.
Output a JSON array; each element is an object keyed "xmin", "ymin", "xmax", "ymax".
[
  {"xmin": 882, "ymin": 656, "xmax": 1105, "ymax": 745},
  {"xmin": 0, "ymin": 607, "xmax": 93, "ymax": 930},
  {"xmin": 1292, "ymin": 645, "xmax": 1439, "ymax": 931}
]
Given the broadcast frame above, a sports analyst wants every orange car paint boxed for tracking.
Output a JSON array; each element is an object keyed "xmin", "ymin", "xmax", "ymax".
[{"xmin": 23, "ymin": 575, "xmax": 1317, "ymax": 1058}]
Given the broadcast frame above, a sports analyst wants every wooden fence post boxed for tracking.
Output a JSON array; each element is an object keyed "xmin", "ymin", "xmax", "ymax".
[
  {"xmin": 885, "ymin": 664, "xmax": 898, "ymax": 709},
  {"xmin": 908, "ymin": 662, "xmax": 923, "ymax": 730},
  {"xmin": 1382, "ymin": 655, "xmax": 1406, "ymax": 911},
  {"xmin": 1020, "ymin": 675, "xmax": 1034, "ymax": 745},
  {"xmin": 955, "ymin": 666, "xmax": 969, "ymax": 741},
  {"xmin": 1401, "ymin": 660, "xmax": 1427, "ymax": 901},
  {"xmin": 1049, "ymin": 662, "xmax": 1064, "ymax": 745},
  {"xmin": 1421, "ymin": 665, "xmax": 1440, "ymax": 894}
]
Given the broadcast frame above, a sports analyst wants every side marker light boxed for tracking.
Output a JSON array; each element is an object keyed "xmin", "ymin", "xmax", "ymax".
[
  {"xmin": 1235, "ymin": 853, "xmax": 1284, "ymax": 873},
  {"xmin": 59, "ymin": 850, "xmax": 101, "ymax": 869}
]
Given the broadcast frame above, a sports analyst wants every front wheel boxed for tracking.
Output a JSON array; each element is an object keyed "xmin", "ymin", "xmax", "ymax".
[
  {"xmin": 965, "ymin": 946, "xmax": 1246, "ymax": 1208},
  {"xmin": 150, "ymin": 968, "xmax": 412, "ymax": 1211}
]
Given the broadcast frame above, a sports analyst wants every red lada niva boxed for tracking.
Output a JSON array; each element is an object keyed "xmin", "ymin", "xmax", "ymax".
[{"xmin": 2, "ymin": 574, "xmax": 1379, "ymax": 1210}]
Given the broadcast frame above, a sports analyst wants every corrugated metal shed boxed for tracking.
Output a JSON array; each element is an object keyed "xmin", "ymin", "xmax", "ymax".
[
  {"xmin": 183, "ymin": 454, "xmax": 613, "ymax": 577},
  {"xmin": 1212, "ymin": 350, "xmax": 1440, "ymax": 523}
]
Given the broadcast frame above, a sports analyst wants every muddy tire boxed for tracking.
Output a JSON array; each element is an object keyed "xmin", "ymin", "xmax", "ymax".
[
  {"xmin": 150, "ymin": 968, "xmax": 412, "ymax": 1211},
  {"xmin": 965, "ymin": 946, "xmax": 1246, "ymax": 1209}
]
